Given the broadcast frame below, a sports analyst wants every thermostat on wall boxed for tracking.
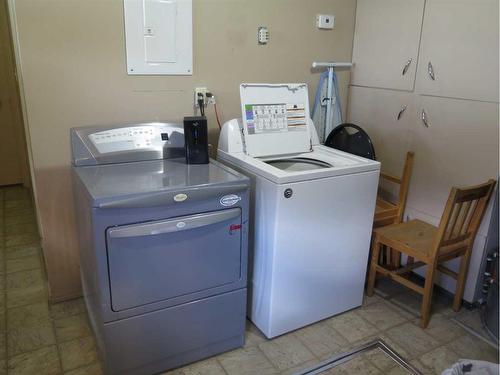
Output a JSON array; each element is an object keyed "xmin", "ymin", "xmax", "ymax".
[{"xmin": 316, "ymin": 14, "xmax": 334, "ymax": 30}]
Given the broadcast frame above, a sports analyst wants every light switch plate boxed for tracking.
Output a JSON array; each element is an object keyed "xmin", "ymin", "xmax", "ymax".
[{"xmin": 316, "ymin": 14, "xmax": 334, "ymax": 29}]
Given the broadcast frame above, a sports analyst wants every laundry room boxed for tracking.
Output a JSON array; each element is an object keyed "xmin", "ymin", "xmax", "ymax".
[{"xmin": 0, "ymin": 0, "xmax": 498, "ymax": 374}]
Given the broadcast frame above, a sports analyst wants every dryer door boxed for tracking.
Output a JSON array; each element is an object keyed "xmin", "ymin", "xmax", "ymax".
[{"xmin": 106, "ymin": 208, "xmax": 242, "ymax": 311}]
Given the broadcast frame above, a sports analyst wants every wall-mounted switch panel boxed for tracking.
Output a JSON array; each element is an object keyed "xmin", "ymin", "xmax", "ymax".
[
  {"xmin": 316, "ymin": 14, "xmax": 334, "ymax": 29},
  {"xmin": 258, "ymin": 27, "xmax": 269, "ymax": 45},
  {"xmin": 124, "ymin": 0, "xmax": 193, "ymax": 75}
]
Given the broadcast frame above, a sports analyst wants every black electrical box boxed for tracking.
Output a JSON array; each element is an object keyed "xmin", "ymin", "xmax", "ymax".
[{"xmin": 183, "ymin": 116, "xmax": 209, "ymax": 164}]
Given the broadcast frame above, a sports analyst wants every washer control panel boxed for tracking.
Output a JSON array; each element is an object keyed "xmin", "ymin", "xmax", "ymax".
[
  {"xmin": 245, "ymin": 103, "xmax": 307, "ymax": 135},
  {"xmin": 239, "ymin": 83, "xmax": 312, "ymax": 157}
]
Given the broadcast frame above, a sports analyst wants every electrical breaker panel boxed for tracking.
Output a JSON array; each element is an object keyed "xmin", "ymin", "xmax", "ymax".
[{"xmin": 124, "ymin": 0, "xmax": 193, "ymax": 75}]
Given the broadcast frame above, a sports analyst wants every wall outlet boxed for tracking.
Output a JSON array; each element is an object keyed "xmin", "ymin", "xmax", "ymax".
[
  {"xmin": 206, "ymin": 93, "xmax": 216, "ymax": 105},
  {"xmin": 194, "ymin": 87, "xmax": 208, "ymax": 108}
]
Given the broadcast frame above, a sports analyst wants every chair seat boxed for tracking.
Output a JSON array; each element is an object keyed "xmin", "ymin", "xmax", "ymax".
[{"xmin": 373, "ymin": 219, "xmax": 438, "ymax": 261}]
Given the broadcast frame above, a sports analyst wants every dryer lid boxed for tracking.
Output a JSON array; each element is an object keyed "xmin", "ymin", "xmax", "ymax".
[{"xmin": 240, "ymin": 83, "xmax": 312, "ymax": 157}]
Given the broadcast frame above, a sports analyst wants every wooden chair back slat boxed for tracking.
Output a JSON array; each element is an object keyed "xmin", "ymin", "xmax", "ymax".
[
  {"xmin": 457, "ymin": 200, "xmax": 475, "ymax": 236},
  {"xmin": 450, "ymin": 200, "xmax": 473, "ymax": 239},
  {"xmin": 446, "ymin": 201, "xmax": 463, "ymax": 240},
  {"xmin": 396, "ymin": 151, "xmax": 415, "ymax": 222},
  {"xmin": 433, "ymin": 179, "xmax": 496, "ymax": 256}
]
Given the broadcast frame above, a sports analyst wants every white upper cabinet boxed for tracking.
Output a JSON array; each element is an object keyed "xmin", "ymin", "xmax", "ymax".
[
  {"xmin": 348, "ymin": 86, "xmax": 414, "ymax": 177},
  {"xmin": 351, "ymin": 0, "xmax": 425, "ymax": 91},
  {"xmin": 416, "ymin": 0, "xmax": 499, "ymax": 102}
]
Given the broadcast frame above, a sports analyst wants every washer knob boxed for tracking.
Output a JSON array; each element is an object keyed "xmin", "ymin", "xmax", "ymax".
[{"xmin": 284, "ymin": 188, "xmax": 293, "ymax": 198}]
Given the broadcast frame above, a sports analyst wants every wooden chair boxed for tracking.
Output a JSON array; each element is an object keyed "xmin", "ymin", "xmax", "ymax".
[
  {"xmin": 373, "ymin": 151, "xmax": 415, "ymax": 229},
  {"xmin": 366, "ymin": 179, "xmax": 496, "ymax": 328},
  {"xmin": 373, "ymin": 151, "xmax": 414, "ymax": 268}
]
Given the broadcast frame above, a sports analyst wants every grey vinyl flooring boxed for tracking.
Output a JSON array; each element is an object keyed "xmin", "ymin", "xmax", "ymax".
[{"xmin": 0, "ymin": 185, "xmax": 497, "ymax": 375}]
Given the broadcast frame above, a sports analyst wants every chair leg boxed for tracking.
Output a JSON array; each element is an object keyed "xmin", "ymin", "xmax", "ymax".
[
  {"xmin": 389, "ymin": 248, "xmax": 394, "ymax": 267},
  {"xmin": 392, "ymin": 249, "xmax": 401, "ymax": 268},
  {"xmin": 407, "ymin": 256, "xmax": 414, "ymax": 266},
  {"xmin": 385, "ymin": 245, "xmax": 391, "ymax": 266},
  {"xmin": 378, "ymin": 245, "xmax": 385, "ymax": 265},
  {"xmin": 366, "ymin": 237, "xmax": 381, "ymax": 297},
  {"xmin": 420, "ymin": 263, "xmax": 437, "ymax": 328},
  {"xmin": 453, "ymin": 252, "xmax": 472, "ymax": 312}
]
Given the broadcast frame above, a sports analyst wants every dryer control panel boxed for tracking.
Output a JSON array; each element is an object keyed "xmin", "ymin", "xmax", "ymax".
[
  {"xmin": 89, "ymin": 125, "xmax": 164, "ymax": 154},
  {"xmin": 71, "ymin": 122, "xmax": 185, "ymax": 166}
]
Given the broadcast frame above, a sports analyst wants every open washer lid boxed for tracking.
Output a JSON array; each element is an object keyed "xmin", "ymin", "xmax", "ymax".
[{"xmin": 240, "ymin": 83, "xmax": 312, "ymax": 157}]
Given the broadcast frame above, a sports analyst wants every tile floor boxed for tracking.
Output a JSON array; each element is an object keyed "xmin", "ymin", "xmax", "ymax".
[
  {"xmin": 452, "ymin": 306, "xmax": 498, "ymax": 348},
  {"xmin": 0, "ymin": 185, "xmax": 498, "ymax": 375}
]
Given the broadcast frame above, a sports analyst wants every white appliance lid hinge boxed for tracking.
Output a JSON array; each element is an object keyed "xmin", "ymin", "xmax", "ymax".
[{"xmin": 240, "ymin": 127, "xmax": 248, "ymax": 154}]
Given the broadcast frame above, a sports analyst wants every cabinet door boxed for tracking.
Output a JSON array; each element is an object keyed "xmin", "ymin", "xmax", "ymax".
[
  {"xmin": 348, "ymin": 86, "xmax": 414, "ymax": 177},
  {"xmin": 407, "ymin": 96, "xmax": 499, "ymax": 221},
  {"xmin": 416, "ymin": 0, "xmax": 499, "ymax": 102},
  {"xmin": 351, "ymin": 0, "xmax": 425, "ymax": 91}
]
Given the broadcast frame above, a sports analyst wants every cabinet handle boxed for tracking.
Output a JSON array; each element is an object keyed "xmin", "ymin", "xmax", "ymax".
[
  {"xmin": 427, "ymin": 61, "xmax": 436, "ymax": 80},
  {"xmin": 397, "ymin": 105, "xmax": 407, "ymax": 120},
  {"xmin": 402, "ymin": 58, "xmax": 412, "ymax": 76},
  {"xmin": 421, "ymin": 109, "xmax": 430, "ymax": 127}
]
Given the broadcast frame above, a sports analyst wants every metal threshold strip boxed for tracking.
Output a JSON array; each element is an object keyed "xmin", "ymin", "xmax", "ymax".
[{"xmin": 293, "ymin": 338, "xmax": 422, "ymax": 375}]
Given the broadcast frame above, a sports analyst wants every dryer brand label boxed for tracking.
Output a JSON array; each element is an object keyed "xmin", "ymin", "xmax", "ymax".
[
  {"xmin": 174, "ymin": 193, "xmax": 188, "ymax": 202},
  {"xmin": 220, "ymin": 194, "xmax": 241, "ymax": 207}
]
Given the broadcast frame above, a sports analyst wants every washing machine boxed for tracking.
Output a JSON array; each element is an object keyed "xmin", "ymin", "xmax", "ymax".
[
  {"xmin": 217, "ymin": 83, "xmax": 380, "ymax": 338},
  {"xmin": 71, "ymin": 122, "xmax": 250, "ymax": 374}
]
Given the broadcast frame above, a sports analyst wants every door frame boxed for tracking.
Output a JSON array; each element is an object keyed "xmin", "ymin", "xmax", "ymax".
[
  {"xmin": 4, "ymin": 0, "xmax": 42, "ymax": 233},
  {"xmin": 1, "ymin": 0, "xmax": 32, "ymax": 188}
]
